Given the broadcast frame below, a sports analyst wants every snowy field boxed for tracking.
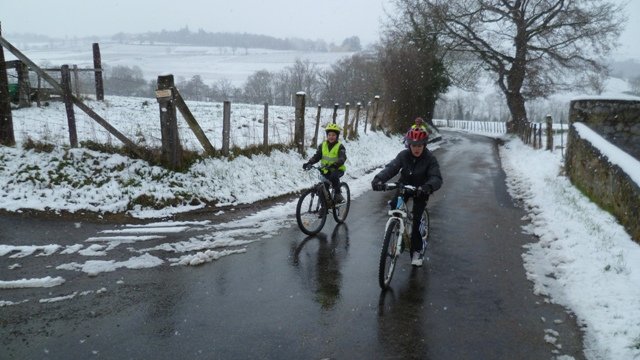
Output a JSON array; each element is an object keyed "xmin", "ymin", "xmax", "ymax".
[
  {"xmin": 10, "ymin": 95, "xmax": 338, "ymax": 150},
  {"xmin": 5, "ymin": 40, "xmax": 355, "ymax": 86}
]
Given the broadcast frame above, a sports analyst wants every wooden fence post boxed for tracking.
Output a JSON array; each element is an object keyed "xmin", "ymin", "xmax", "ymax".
[
  {"xmin": 332, "ymin": 103, "xmax": 338, "ymax": 124},
  {"xmin": 294, "ymin": 92, "xmax": 306, "ymax": 155},
  {"xmin": 364, "ymin": 101, "xmax": 370, "ymax": 134},
  {"xmin": 36, "ymin": 75, "xmax": 41, "ymax": 107},
  {"xmin": 222, "ymin": 100, "xmax": 231, "ymax": 157},
  {"xmin": 17, "ymin": 61, "xmax": 30, "ymax": 108},
  {"xmin": 538, "ymin": 121, "xmax": 543, "ymax": 150},
  {"xmin": 343, "ymin": 102, "xmax": 350, "ymax": 140},
  {"xmin": 312, "ymin": 104, "xmax": 321, "ymax": 147},
  {"xmin": 370, "ymin": 96, "xmax": 380, "ymax": 132},
  {"xmin": 61, "ymin": 65, "xmax": 78, "ymax": 148},
  {"xmin": 72, "ymin": 64, "xmax": 81, "ymax": 98},
  {"xmin": 546, "ymin": 119, "xmax": 553, "ymax": 150},
  {"xmin": 352, "ymin": 103, "xmax": 362, "ymax": 140},
  {"xmin": 173, "ymin": 90, "xmax": 215, "ymax": 155},
  {"xmin": 0, "ymin": 22, "xmax": 15, "ymax": 146},
  {"xmin": 156, "ymin": 74, "xmax": 182, "ymax": 169},
  {"xmin": 263, "ymin": 102, "xmax": 269, "ymax": 153},
  {"xmin": 92, "ymin": 43, "xmax": 104, "ymax": 101}
]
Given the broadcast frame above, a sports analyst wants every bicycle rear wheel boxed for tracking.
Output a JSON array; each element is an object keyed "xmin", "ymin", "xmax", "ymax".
[
  {"xmin": 296, "ymin": 188, "xmax": 328, "ymax": 235},
  {"xmin": 332, "ymin": 182, "xmax": 351, "ymax": 223},
  {"xmin": 379, "ymin": 218, "xmax": 401, "ymax": 290}
]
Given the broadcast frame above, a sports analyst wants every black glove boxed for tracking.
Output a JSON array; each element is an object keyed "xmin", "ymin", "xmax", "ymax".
[
  {"xmin": 371, "ymin": 179, "xmax": 385, "ymax": 191},
  {"xmin": 416, "ymin": 185, "xmax": 431, "ymax": 198},
  {"xmin": 302, "ymin": 162, "xmax": 311, "ymax": 170}
]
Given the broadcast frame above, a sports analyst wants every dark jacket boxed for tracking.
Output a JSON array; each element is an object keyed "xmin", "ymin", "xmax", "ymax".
[{"xmin": 374, "ymin": 148, "xmax": 442, "ymax": 193}]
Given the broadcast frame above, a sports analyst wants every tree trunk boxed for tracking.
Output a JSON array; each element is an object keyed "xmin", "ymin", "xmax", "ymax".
[
  {"xmin": 504, "ymin": 23, "xmax": 529, "ymax": 134},
  {"xmin": 505, "ymin": 91, "xmax": 528, "ymax": 134}
]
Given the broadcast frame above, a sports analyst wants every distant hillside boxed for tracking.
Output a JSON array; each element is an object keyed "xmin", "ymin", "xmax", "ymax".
[{"xmin": 6, "ymin": 27, "xmax": 362, "ymax": 53}]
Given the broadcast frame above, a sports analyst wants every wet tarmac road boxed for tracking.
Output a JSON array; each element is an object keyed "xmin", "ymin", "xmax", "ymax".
[{"xmin": 0, "ymin": 131, "xmax": 585, "ymax": 359}]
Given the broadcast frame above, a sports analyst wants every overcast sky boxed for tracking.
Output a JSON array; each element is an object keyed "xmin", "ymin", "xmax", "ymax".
[
  {"xmin": 0, "ymin": 0, "xmax": 393, "ymax": 45},
  {"xmin": 0, "ymin": 0, "xmax": 638, "ymax": 58}
]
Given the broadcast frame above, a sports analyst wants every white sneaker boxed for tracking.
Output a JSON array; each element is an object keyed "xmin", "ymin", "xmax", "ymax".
[{"xmin": 411, "ymin": 252, "xmax": 424, "ymax": 267}]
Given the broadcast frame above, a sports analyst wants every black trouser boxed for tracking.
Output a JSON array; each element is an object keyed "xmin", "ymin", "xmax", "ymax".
[
  {"xmin": 323, "ymin": 170, "xmax": 344, "ymax": 193},
  {"xmin": 410, "ymin": 196, "xmax": 428, "ymax": 253}
]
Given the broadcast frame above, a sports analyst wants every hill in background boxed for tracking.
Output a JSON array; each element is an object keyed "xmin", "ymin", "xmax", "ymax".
[{"xmin": 6, "ymin": 26, "xmax": 363, "ymax": 53}]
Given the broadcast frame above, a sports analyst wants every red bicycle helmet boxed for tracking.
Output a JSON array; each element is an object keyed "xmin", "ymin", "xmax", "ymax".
[{"xmin": 406, "ymin": 128, "xmax": 428, "ymax": 146}]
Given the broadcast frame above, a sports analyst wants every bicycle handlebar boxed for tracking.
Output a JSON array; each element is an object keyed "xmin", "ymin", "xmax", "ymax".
[
  {"xmin": 376, "ymin": 183, "xmax": 421, "ymax": 198},
  {"xmin": 304, "ymin": 164, "xmax": 329, "ymax": 172},
  {"xmin": 382, "ymin": 182, "xmax": 417, "ymax": 191}
]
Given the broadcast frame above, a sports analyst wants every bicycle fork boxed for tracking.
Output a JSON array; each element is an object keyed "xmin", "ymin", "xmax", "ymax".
[{"xmin": 384, "ymin": 216, "xmax": 406, "ymax": 257}]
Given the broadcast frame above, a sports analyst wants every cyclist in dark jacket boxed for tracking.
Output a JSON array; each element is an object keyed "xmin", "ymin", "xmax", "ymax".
[{"xmin": 371, "ymin": 128, "xmax": 442, "ymax": 266}]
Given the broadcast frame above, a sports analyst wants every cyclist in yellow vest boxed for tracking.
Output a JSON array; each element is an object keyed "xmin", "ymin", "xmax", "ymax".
[
  {"xmin": 404, "ymin": 117, "xmax": 436, "ymax": 147},
  {"xmin": 411, "ymin": 117, "xmax": 429, "ymax": 132},
  {"xmin": 302, "ymin": 123, "xmax": 348, "ymax": 203}
]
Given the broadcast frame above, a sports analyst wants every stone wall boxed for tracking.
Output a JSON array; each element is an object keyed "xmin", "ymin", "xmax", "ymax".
[
  {"xmin": 569, "ymin": 98, "xmax": 640, "ymax": 160},
  {"xmin": 566, "ymin": 98, "xmax": 640, "ymax": 242}
]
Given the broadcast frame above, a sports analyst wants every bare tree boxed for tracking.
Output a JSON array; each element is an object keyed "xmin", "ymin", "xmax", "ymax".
[
  {"xmin": 318, "ymin": 53, "xmax": 381, "ymax": 107},
  {"xmin": 380, "ymin": 0, "xmax": 451, "ymax": 131},
  {"xmin": 287, "ymin": 59, "xmax": 319, "ymax": 104},
  {"xmin": 178, "ymin": 75, "xmax": 209, "ymax": 101},
  {"xmin": 424, "ymin": 0, "xmax": 626, "ymax": 133},
  {"xmin": 243, "ymin": 69, "xmax": 274, "ymax": 104},
  {"xmin": 104, "ymin": 65, "xmax": 147, "ymax": 97},
  {"xmin": 210, "ymin": 78, "xmax": 236, "ymax": 101},
  {"xmin": 272, "ymin": 72, "xmax": 290, "ymax": 106}
]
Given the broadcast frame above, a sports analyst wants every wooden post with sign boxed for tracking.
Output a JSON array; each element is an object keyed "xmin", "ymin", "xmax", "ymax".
[
  {"xmin": 156, "ymin": 74, "xmax": 182, "ymax": 170},
  {"xmin": 61, "ymin": 65, "xmax": 78, "ymax": 147}
]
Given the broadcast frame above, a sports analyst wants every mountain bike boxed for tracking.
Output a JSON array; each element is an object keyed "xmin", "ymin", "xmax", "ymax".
[
  {"xmin": 376, "ymin": 182, "xmax": 430, "ymax": 290},
  {"xmin": 296, "ymin": 166, "xmax": 351, "ymax": 235}
]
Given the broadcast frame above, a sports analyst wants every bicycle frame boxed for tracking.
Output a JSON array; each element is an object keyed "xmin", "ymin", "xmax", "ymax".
[
  {"xmin": 296, "ymin": 165, "xmax": 351, "ymax": 235},
  {"xmin": 384, "ymin": 186, "xmax": 414, "ymax": 256},
  {"xmin": 309, "ymin": 166, "xmax": 338, "ymax": 208}
]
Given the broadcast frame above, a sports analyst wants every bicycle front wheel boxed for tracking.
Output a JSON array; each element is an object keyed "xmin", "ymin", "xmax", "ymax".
[
  {"xmin": 332, "ymin": 182, "xmax": 351, "ymax": 223},
  {"xmin": 379, "ymin": 218, "xmax": 401, "ymax": 290},
  {"xmin": 421, "ymin": 208, "xmax": 430, "ymax": 242},
  {"xmin": 296, "ymin": 188, "xmax": 328, "ymax": 235}
]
